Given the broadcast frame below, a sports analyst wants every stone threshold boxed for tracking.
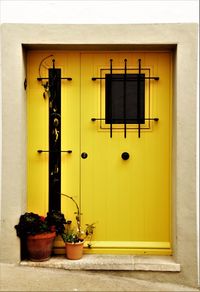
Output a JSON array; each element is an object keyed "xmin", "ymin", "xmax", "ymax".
[{"xmin": 20, "ymin": 255, "xmax": 181, "ymax": 272}]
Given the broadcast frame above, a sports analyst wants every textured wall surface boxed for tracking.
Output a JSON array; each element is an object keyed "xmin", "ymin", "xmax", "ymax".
[{"xmin": 0, "ymin": 23, "xmax": 198, "ymax": 286}]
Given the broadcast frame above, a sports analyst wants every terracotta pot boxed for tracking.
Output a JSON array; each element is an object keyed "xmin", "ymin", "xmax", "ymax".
[
  {"xmin": 65, "ymin": 241, "xmax": 84, "ymax": 260},
  {"xmin": 26, "ymin": 232, "xmax": 56, "ymax": 261}
]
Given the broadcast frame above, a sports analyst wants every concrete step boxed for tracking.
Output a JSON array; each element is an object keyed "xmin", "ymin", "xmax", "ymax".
[{"xmin": 20, "ymin": 254, "xmax": 180, "ymax": 272}]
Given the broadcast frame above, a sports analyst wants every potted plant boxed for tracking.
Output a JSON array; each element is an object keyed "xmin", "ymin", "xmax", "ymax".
[
  {"xmin": 62, "ymin": 221, "xmax": 85, "ymax": 260},
  {"xmin": 61, "ymin": 193, "xmax": 95, "ymax": 260},
  {"xmin": 15, "ymin": 210, "xmax": 66, "ymax": 261}
]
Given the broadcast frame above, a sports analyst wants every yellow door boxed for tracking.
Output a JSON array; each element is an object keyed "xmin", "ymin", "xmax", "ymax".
[{"xmin": 27, "ymin": 51, "xmax": 172, "ymax": 255}]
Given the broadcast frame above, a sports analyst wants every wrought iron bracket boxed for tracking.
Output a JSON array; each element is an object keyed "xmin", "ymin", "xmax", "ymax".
[
  {"xmin": 37, "ymin": 150, "xmax": 72, "ymax": 154},
  {"xmin": 91, "ymin": 58, "xmax": 160, "ymax": 138},
  {"xmin": 37, "ymin": 77, "xmax": 72, "ymax": 81},
  {"xmin": 92, "ymin": 76, "xmax": 159, "ymax": 81},
  {"xmin": 37, "ymin": 58, "xmax": 72, "ymax": 81},
  {"xmin": 91, "ymin": 118, "xmax": 159, "ymax": 122}
]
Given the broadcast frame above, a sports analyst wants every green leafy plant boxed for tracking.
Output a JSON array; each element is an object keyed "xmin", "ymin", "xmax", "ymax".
[
  {"xmin": 62, "ymin": 221, "xmax": 83, "ymax": 243},
  {"xmin": 46, "ymin": 210, "xmax": 67, "ymax": 235},
  {"xmin": 85, "ymin": 223, "xmax": 96, "ymax": 248},
  {"xmin": 15, "ymin": 210, "xmax": 67, "ymax": 238},
  {"xmin": 15, "ymin": 213, "xmax": 51, "ymax": 238},
  {"xmin": 61, "ymin": 193, "xmax": 95, "ymax": 247}
]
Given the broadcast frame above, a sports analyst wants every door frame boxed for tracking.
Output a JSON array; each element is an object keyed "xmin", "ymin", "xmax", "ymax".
[{"xmin": 1, "ymin": 24, "xmax": 198, "ymax": 286}]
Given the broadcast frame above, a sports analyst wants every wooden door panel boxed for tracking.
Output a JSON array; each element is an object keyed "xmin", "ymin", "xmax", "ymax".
[
  {"xmin": 27, "ymin": 51, "xmax": 172, "ymax": 254},
  {"xmin": 80, "ymin": 52, "xmax": 172, "ymax": 254}
]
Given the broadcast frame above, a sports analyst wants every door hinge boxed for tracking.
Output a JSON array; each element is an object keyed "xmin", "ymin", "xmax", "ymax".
[{"xmin": 24, "ymin": 78, "xmax": 27, "ymax": 90}]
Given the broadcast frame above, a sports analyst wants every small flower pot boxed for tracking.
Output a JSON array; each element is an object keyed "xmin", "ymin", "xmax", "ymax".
[
  {"xmin": 65, "ymin": 241, "xmax": 84, "ymax": 260},
  {"xmin": 26, "ymin": 232, "xmax": 56, "ymax": 261}
]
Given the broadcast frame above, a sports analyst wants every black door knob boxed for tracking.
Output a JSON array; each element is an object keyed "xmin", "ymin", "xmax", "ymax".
[
  {"xmin": 81, "ymin": 152, "xmax": 88, "ymax": 159},
  {"xmin": 121, "ymin": 152, "xmax": 130, "ymax": 160}
]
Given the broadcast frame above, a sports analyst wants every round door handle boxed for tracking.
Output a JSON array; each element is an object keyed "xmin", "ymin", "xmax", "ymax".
[
  {"xmin": 81, "ymin": 152, "xmax": 88, "ymax": 159},
  {"xmin": 121, "ymin": 152, "xmax": 130, "ymax": 160}
]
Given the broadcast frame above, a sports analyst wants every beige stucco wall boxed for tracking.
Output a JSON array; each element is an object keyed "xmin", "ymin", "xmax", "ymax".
[{"xmin": 0, "ymin": 24, "xmax": 198, "ymax": 286}]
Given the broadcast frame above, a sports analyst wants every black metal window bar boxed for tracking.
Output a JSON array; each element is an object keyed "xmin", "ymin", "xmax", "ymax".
[
  {"xmin": 37, "ymin": 59, "xmax": 72, "ymax": 212},
  {"xmin": 91, "ymin": 59, "xmax": 159, "ymax": 138}
]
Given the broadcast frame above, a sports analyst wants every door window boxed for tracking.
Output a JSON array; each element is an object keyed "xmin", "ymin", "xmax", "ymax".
[{"xmin": 105, "ymin": 73, "xmax": 145, "ymax": 124}]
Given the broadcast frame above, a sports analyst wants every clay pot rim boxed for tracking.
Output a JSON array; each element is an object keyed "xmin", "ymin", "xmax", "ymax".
[
  {"xmin": 27, "ymin": 232, "xmax": 56, "ymax": 240},
  {"xmin": 65, "ymin": 240, "xmax": 84, "ymax": 246}
]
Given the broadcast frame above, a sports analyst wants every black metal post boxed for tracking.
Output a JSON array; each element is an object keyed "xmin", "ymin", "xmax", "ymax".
[
  {"xmin": 48, "ymin": 60, "xmax": 61, "ymax": 211},
  {"xmin": 137, "ymin": 59, "xmax": 141, "ymax": 138},
  {"xmin": 123, "ymin": 59, "xmax": 127, "ymax": 138},
  {"xmin": 110, "ymin": 59, "xmax": 113, "ymax": 138}
]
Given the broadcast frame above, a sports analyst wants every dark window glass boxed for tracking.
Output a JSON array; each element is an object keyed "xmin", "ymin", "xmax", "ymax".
[{"xmin": 105, "ymin": 74, "xmax": 145, "ymax": 124}]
